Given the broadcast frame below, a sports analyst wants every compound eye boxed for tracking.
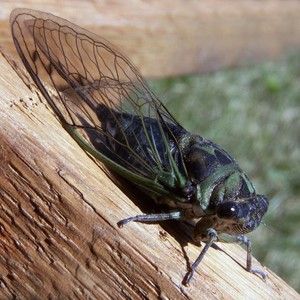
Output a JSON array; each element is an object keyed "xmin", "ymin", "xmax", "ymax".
[{"xmin": 216, "ymin": 202, "xmax": 239, "ymax": 219}]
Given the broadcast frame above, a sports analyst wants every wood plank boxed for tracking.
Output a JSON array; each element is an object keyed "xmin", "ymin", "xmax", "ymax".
[
  {"xmin": 1, "ymin": 45, "xmax": 299, "ymax": 299},
  {"xmin": 0, "ymin": 0, "xmax": 300, "ymax": 77}
]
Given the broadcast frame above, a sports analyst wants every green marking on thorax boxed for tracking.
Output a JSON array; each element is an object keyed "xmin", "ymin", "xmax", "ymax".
[
  {"xmin": 242, "ymin": 173, "xmax": 255, "ymax": 194},
  {"xmin": 224, "ymin": 172, "xmax": 242, "ymax": 193},
  {"xmin": 200, "ymin": 146, "xmax": 217, "ymax": 155},
  {"xmin": 200, "ymin": 163, "xmax": 240, "ymax": 210}
]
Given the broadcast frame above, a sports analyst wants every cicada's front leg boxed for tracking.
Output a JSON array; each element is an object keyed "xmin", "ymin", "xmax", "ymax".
[
  {"xmin": 183, "ymin": 228, "xmax": 218, "ymax": 286},
  {"xmin": 238, "ymin": 235, "xmax": 267, "ymax": 279},
  {"xmin": 214, "ymin": 233, "xmax": 267, "ymax": 279},
  {"xmin": 188, "ymin": 216, "xmax": 267, "ymax": 285}
]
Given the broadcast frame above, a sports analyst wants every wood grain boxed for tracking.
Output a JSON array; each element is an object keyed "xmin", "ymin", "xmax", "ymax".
[
  {"xmin": 1, "ymin": 45, "xmax": 299, "ymax": 299},
  {"xmin": 1, "ymin": 0, "xmax": 300, "ymax": 77}
]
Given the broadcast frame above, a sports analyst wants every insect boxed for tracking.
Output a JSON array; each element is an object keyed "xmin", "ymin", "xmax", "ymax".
[{"xmin": 10, "ymin": 8, "xmax": 269, "ymax": 285}]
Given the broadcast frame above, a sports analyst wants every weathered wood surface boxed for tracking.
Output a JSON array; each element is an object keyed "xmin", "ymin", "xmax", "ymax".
[
  {"xmin": 1, "ymin": 0, "xmax": 300, "ymax": 77},
  {"xmin": 1, "ymin": 45, "xmax": 300, "ymax": 299}
]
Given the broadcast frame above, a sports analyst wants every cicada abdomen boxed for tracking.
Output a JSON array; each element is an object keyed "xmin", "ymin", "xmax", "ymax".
[{"xmin": 10, "ymin": 8, "xmax": 269, "ymax": 285}]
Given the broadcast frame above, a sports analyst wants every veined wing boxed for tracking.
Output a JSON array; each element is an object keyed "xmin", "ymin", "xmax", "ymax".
[{"xmin": 10, "ymin": 8, "xmax": 189, "ymax": 193}]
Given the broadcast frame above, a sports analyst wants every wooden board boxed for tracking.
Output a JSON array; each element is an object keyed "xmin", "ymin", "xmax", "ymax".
[
  {"xmin": 1, "ymin": 0, "xmax": 300, "ymax": 77},
  {"xmin": 1, "ymin": 45, "xmax": 299, "ymax": 299}
]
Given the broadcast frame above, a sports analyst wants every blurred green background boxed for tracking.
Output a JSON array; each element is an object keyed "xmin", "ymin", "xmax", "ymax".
[{"xmin": 149, "ymin": 53, "xmax": 300, "ymax": 292}]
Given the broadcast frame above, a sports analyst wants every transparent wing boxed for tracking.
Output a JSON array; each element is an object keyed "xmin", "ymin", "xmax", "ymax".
[{"xmin": 10, "ymin": 8, "xmax": 188, "ymax": 189}]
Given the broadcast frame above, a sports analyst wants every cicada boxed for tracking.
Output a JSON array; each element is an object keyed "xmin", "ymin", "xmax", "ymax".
[{"xmin": 10, "ymin": 8, "xmax": 269, "ymax": 285}]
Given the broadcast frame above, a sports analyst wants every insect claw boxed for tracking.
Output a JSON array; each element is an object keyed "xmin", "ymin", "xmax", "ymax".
[
  {"xmin": 182, "ymin": 269, "xmax": 194, "ymax": 286},
  {"xmin": 251, "ymin": 268, "xmax": 267, "ymax": 280},
  {"xmin": 117, "ymin": 217, "xmax": 134, "ymax": 227},
  {"xmin": 117, "ymin": 221, "xmax": 124, "ymax": 228},
  {"xmin": 117, "ymin": 218, "xmax": 131, "ymax": 228}
]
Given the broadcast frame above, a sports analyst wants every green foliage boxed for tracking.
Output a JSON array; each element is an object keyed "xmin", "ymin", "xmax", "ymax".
[{"xmin": 149, "ymin": 54, "xmax": 300, "ymax": 292}]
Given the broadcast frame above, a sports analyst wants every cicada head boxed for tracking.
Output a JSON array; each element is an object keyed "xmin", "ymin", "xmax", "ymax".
[
  {"xmin": 215, "ymin": 194, "xmax": 269, "ymax": 234},
  {"xmin": 193, "ymin": 194, "xmax": 269, "ymax": 242}
]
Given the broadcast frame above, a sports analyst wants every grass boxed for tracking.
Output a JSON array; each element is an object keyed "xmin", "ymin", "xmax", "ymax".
[{"xmin": 149, "ymin": 53, "xmax": 300, "ymax": 292}]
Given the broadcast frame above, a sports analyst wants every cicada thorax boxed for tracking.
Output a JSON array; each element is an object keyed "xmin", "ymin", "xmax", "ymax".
[
  {"xmin": 179, "ymin": 134, "xmax": 237, "ymax": 180},
  {"xmin": 179, "ymin": 134, "xmax": 269, "ymax": 236},
  {"xmin": 178, "ymin": 134, "xmax": 250, "ymax": 205}
]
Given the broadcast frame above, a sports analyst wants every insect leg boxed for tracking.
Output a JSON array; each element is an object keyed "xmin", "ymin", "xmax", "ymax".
[
  {"xmin": 243, "ymin": 237, "xmax": 267, "ymax": 279},
  {"xmin": 183, "ymin": 228, "xmax": 217, "ymax": 286},
  {"xmin": 117, "ymin": 211, "xmax": 184, "ymax": 227},
  {"xmin": 219, "ymin": 234, "xmax": 267, "ymax": 279}
]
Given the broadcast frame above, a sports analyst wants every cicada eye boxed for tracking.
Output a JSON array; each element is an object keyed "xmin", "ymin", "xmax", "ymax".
[{"xmin": 216, "ymin": 202, "xmax": 239, "ymax": 219}]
